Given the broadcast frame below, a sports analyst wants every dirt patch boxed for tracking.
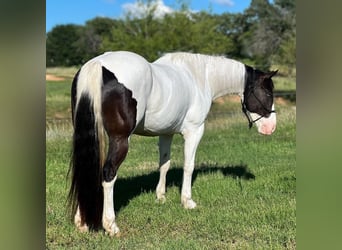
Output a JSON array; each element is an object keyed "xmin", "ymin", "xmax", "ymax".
[
  {"xmin": 46, "ymin": 74, "xmax": 66, "ymax": 81},
  {"xmin": 275, "ymin": 97, "xmax": 289, "ymax": 106},
  {"xmin": 214, "ymin": 95, "xmax": 240, "ymax": 104}
]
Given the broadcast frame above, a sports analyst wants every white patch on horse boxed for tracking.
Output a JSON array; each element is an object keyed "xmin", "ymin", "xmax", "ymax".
[
  {"xmin": 102, "ymin": 176, "xmax": 119, "ymax": 236},
  {"xmin": 157, "ymin": 52, "xmax": 246, "ymax": 98},
  {"xmin": 249, "ymin": 104, "xmax": 277, "ymax": 135}
]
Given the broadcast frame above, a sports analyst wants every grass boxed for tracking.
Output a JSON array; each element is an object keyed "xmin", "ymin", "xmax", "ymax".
[
  {"xmin": 46, "ymin": 80, "xmax": 72, "ymax": 120},
  {"xmin": 46, "ymin": 70, "xmax": 296, "ymax": 249},
  {"xmin": 273, "ymin": 76, "xmax": 296, "ymax": 92}
]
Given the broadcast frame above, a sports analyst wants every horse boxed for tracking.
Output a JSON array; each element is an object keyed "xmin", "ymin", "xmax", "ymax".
[{"xmin": 68, "ymin": 51, "xmax": 277, "ymax": 236}]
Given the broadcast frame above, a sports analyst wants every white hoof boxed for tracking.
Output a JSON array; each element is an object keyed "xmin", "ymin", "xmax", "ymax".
[
  {"xmin": 103, "ymin": 219, "xmax": 120, "ymax": 237},
  {"xmin": 104, "ymin": 224, "xmax": 120, "ymax": 237},
  {"xmin": 77, "ymin": 223, "xmax": 89, "ymax": 233},
  {"xmin": 156, "ymin": 193, "xmax": 166, "ymax": 203},
  {"xmin": 74, "ymin": 208, "xmax": 89, "ymax": 233},
  {"xmin": 182, "ymin": 198, "xmax": 197, "ymax": 209}
]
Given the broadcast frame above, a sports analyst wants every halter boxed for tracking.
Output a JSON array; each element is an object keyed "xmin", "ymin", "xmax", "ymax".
[{"xmin": 241, "ymin": 87, "xmax": 276, "ymax": 129}]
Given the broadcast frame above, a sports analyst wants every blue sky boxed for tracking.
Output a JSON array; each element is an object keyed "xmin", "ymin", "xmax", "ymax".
[{"xmin": 46, "ymin": 0, "xmax": 253, "ymax": 32}]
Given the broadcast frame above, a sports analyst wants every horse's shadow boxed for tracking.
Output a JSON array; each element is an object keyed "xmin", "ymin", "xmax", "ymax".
[{"xmin": 114, "ymin": 163, "xmax": 255, "ymax": 212}]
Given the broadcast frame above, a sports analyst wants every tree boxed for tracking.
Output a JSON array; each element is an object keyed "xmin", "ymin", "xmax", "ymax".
[
  {"xmin": 74, "ymin": 18, "xmax": 119, "ymax": 63},
  {"xmin": 85, "ymin": 17, "xmax": 118, "ymax": 37},
  {"xmin": 46, "ymin": 0, "xmax": 295, "ymax": 69},
  {"xmin": 273, "ymin": 0, "xmax": 296, "ymax": 72},
  {"xmin": 216, "ymin": 13, "xmax": 249, "ymax": 58},
  {"xmin": 46, "ymin": 24, "xmax": 83, "ymax": 66},
  {"xmin": 235, "ymin": 0, "xmax": 295, "ymax": 70},
  {"xmin": 101, "ymin": 11, "xmax": 235, "ymax": 62}
]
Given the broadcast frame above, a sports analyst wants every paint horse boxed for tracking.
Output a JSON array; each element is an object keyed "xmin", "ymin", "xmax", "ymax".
[{"xmin": 69, "ymin": 51, "xmax": 277, "ymax": 236}]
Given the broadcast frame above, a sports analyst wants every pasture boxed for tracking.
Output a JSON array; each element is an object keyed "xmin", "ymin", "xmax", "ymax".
[{"xmin": 46, "ymin": 71, "xmax": 296, "ymax": 249}]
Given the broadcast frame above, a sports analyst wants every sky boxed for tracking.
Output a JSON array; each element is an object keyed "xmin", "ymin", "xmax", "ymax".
[{"xmin": 46, "ymin": 0, "xmax": 253, "ymax": 32}]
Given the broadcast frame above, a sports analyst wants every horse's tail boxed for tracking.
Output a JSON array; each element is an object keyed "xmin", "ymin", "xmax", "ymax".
[{"xmin": 68, "ymin": 61, "xmax": 106, "ymax": 230}]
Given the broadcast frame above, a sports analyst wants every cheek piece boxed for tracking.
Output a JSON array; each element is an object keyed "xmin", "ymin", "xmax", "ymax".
[{"xmin": 241, "ymin": 89, "xmax": 276, "ymax": 129}]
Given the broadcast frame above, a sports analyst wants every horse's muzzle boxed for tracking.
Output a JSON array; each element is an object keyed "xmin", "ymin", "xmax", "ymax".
[{"xmin": 258, "ymin": 122, "xmax": 276, "ymax": 135}]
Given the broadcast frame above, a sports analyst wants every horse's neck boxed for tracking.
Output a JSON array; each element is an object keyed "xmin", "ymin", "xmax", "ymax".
[
  {"xmin": 158, "ymin": 53, "xmax": 246, "ymax": 100},
  {"xmin": 206, "ymin": 57, "xmax": 246, "ymax": 100}
]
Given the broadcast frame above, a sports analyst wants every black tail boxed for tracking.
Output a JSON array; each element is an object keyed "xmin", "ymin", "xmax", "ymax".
[{"xmin": 68, "ymin": 62, "xmax": 104, "ymax": 230}]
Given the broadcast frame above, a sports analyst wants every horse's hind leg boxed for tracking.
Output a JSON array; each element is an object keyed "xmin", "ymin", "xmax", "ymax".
[{"xmin": 156, "ymin": 135, "xmax": 173, "ymax": 202}]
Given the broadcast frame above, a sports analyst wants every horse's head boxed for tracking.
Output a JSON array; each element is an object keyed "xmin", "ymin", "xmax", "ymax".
[{"xmin": 242, "ymin": 66, "xmax": 277, "ymax": 135}]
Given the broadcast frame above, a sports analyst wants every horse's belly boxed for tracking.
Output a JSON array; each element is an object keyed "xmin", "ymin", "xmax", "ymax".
[{"xmin": 134, "ymin": 108, "xmax": 187, "ymax": 136}]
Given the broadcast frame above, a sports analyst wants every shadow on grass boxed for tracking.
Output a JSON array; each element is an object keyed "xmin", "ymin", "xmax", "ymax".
[{"xmin": 114, "ymin": 163, "xmax": 255, "ymax": 212}]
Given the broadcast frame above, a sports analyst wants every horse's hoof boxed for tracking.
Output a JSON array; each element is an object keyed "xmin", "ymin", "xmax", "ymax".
[
  {"xmin": 74, "ymin": 215, "xmax": 89, "ymax": 233},
  {"xmin": 76, "ymin": 223, "xmax": 89, "ymax": 233},
  {"xmin": 182, "ymin": 198, "xmax": 197, "ymax": 209},
  {"xmin": 105, "ymin": 227, "xmax": 120, "ymax": 237},
  {"xmin": 156, "ymin": 194, "xmax": 166, "ymax": 204},
  {"xmin": 104, "ymin": 222, "xmax": 120, "ymax": 237}
]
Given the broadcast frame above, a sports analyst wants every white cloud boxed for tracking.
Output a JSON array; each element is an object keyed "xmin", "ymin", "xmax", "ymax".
[
  {"xmin": 122, "ymin": 0, "xmax": 174, "ymax": 19},
  {"xmin": 210, "ymin": 0, "xmax": 234, "ymax": 7}
]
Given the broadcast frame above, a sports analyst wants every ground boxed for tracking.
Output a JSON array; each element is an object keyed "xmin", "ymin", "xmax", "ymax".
[{"xmin": 46, "ymin": 74, "xmax": 65, "ymax": 81}]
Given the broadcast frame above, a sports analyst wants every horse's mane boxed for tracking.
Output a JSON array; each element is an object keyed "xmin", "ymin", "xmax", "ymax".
[{"xmin": 156, "ymin": 52, "xmax": 246, "ymax": 96}]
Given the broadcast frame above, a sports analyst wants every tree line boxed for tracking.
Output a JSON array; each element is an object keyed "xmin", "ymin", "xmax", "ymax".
[{"xmin": 46, "ymin": 0, "xmax": 295, "ymax": 72}]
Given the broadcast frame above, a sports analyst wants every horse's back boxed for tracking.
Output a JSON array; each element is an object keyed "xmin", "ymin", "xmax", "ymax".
[
  {"xmin": 90, "ymin": 51, "xmax": 152, "ymax": 91},
  {"xmin": 85, "ymin": 51, "xmax": 153, "ymax": 125},
  {"xmin": 134, "ymin": 62, "xmax": 195, "ymax": 135}
]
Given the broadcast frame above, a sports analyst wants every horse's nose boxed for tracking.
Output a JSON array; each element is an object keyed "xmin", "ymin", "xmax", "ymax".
[{"xmin": 258, "ymin": 122, "xmax": 276, "ymax": 135}]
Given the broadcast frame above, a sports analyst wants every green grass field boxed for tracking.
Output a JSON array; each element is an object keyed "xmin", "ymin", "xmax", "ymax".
[{"xmin": 46, "ymin": 73, "xmax": 296, "ymax": 249}]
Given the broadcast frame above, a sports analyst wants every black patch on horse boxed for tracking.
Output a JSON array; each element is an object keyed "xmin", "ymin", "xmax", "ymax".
[
  {"xmin": 243, "ymin": 65, "xmax": 275, "ymax": 117},
  {"xmin": 101, "ymin": 66, "xmax": 137, "ymax": 182}
]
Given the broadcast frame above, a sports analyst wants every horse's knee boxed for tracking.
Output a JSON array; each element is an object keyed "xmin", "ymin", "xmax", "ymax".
[{"xmin": 103, "ymin": 160, "xmax": 116, "ymax": 182}]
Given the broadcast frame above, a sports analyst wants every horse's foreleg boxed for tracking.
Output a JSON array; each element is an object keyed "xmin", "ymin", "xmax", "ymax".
[
  {"xmin": 156, "ymin": 135, "xmax": 173, "ymax": 202},
  {"xmin": 102, "ymin": 137, "xmax": 129, "ymax": 236},
  {"xmin": 102, "ymin": 176, "xmax": 118, "ymax": 236},
  {"xmin": 181, "ymin": 125, "xmax": 204, "ymax": 209}
]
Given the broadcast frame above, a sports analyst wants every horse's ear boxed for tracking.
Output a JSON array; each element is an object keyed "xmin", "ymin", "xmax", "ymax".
[{"xmin": 267, "ymin": 70, "xmax": 278, "ymax": 79}]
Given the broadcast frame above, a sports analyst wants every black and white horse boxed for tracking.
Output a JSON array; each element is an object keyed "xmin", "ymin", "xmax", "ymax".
[{"xmin": 69, "ymin": 51, "xmax": 277, "ymax": 236}]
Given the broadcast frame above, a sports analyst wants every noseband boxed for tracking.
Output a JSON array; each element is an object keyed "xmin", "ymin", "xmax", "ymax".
[{"xmin": 241, "ymin": 87, "xmax": 276, "ymax": 129}]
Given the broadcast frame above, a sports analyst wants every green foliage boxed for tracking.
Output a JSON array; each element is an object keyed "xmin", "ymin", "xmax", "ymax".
[
  {"xmin": 46, "ymin": 80, "xmax": 72, "ymax": 120},
  {"xmin": 46, "ymin": 24, "xmax": 84, "ymax": 66},
  {"xmin": 46, "ymin": 0, "xmax": 296, "ymax": 72},
  {"xmin": 276, "ymin": 36, "xmax": 296, "ymax": 75},
  {"xmin": 100, "ymin": 11, "xmax": 234, "ymax": 62}
]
